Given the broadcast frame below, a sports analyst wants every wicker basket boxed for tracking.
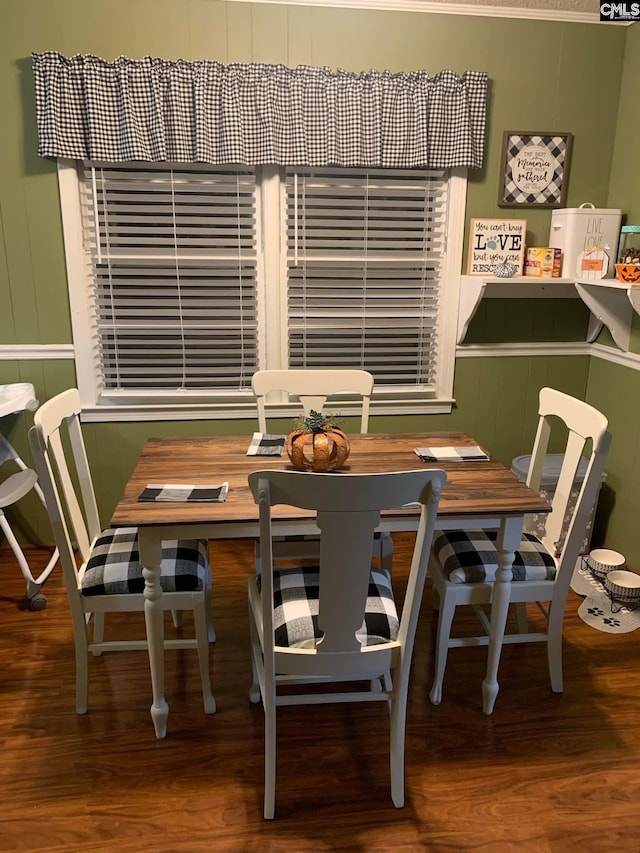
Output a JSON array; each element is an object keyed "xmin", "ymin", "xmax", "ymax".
[
  {"xmin": 585, "ymin": 548, "xmax": 625, "ymax": 581},
  {"xmin": 604, "ymin": 570, "xmax": 640, "ymax": 604}
]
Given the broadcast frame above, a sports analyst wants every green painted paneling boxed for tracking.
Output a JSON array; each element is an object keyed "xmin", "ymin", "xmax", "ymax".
[
  {"xmin": 189, "ymin": 1, "xmax": 230, "ymax": 62},
  {"xmin": 463, "ymin": 298, "xmax": 591, "ymax": 344},
  {"xmin": 609, "ymin": 22, "xmax": 640, "ymax": 223},
  {"xmin": 585, "ymin": 358, "xmax": 640, "ymax": 568},
  {"xmin": 0, "ymin": 1, "xmax": 637, "ymax": 567},
  {"xmin": 1, "ymin": 354, "xmax": 590, "ymax": 547}
]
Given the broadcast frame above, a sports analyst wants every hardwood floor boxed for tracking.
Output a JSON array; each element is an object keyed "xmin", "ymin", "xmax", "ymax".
[{"xmin": 1, "ymin": 536, "xmax": 639, "ymax": 852}]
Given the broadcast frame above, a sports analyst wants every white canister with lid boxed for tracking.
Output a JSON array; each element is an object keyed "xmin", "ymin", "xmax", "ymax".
[{"xmin": 549, "ymin": 203, "xmax": 622, "ymax": 279}]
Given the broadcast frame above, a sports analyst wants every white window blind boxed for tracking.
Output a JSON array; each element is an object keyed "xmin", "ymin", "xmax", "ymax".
[
  {"xmin": 286, "ymin": 167, "xmax": 449, "ymax": 391},
  {"xmin": 78, "ymin": 161, "xmax": 258, "ymax": 394},
  {"xmin": 60, "ymin": 159, "xmax": 464, "ymax": 419}
]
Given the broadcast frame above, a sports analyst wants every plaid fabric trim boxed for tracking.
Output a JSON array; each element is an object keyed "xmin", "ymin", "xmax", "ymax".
[
  {"xmin": 246, "ymin": 433, "xmax": 286, "ymax": 456},
  {"xmin": 414, "ymin": 445, "xmax": 488, "ymax": 462},
  {"xmin": 433, "ymin": 529, "xmax": 557, "ymax": 584},
  {"xmin": 259, "ymin": 565, "xmax": 399, "ymax": 649},
  {"xmin": 138, "ymin": 483, "xmax": 228, "ymax": 502},
  {"xmin": 82, "ymin": 528, "xmax": 209, "ymax": 596},
  {"xmin": 32, "ymin": 53, "xmax": 488, "ymax": 169}
]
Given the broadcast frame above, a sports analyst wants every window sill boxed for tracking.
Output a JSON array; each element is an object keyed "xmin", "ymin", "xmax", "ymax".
[{"xmin": 79, "ymin": 397, "xmax": 454, "ymax": 423}]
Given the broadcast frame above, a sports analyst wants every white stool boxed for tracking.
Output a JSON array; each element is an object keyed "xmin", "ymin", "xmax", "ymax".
[{"xmin": 0, "ymin": 383, "xmax": 58, "ymax": 609}]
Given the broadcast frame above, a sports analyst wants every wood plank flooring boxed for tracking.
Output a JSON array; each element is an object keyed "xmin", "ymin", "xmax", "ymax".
[{"xmin": 1, "ymin": 536, "xmax": 639, "ymax": 852}]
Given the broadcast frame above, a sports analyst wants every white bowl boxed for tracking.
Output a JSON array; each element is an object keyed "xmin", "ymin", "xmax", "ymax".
[
  {"xmin": 587, "ymin": 548, "xmax": 625, "ymax": 580},
  {"xmin": 605, "ymin": 570, "xmax": 640, "ymax": 603}
]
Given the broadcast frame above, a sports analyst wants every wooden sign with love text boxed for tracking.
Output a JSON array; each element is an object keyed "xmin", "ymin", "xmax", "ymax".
[{"xmin": 467, "ymin": 218, "xmax": 527, "ymax": 276}]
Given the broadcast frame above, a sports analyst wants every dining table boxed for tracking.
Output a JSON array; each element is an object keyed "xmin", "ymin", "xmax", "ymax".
[{"xmin": 110, "ymin": 431, "xmax": 551, "ymax": 738}]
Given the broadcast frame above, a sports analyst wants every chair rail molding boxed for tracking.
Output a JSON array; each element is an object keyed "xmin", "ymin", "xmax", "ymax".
[{"xmin": 0, "ymin": 344, "xmax": 74, "ymax": 360}]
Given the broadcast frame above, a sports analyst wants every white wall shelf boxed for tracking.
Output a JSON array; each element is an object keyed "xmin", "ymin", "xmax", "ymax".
[
  {"xmin": 457, "ymin": 276, "xmax": 578, "ymax": 344},
  {"xmin": 575, "ymin": 279, "xmax": 640, "ymax": 351},
  {"xmin": 458, "ymin": 275, "xmax": 640, "ymax": 351}
]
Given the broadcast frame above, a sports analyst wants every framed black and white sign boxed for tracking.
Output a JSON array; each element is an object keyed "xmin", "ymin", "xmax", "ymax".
[
  {"xmin": 467, "ymin": 218, "xmax": 527, "ymax": 276},
  {"xmin": 498, "ymin": 131, "xmax": 573, "ymax": 208}
]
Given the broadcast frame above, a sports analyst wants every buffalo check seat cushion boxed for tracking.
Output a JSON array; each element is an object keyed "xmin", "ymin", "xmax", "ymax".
[
  {"xmin": 82, "ymin": 527, "xmax": 209, "ymax": 596},
  {"xmin": 433, "ymin": 529, "xmax": 557, "ymax": 584},
  {"xmin": 260, "ymin": 565, "xmax": 399, "ymax": 648}
]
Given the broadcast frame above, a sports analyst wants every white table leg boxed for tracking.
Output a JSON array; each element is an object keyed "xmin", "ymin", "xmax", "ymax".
[
  {"xmin": 482, "ymin": 515, "xmax": 523, "ymax": 715},
  {"xmin": 138, "ymin": 528, "xmax": 168, "ymax": 739}
]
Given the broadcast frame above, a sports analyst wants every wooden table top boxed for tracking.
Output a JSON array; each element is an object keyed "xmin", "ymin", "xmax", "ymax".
[{"xmin": 111, "ymin": 432, "xmax": 550, "ymax": 532}]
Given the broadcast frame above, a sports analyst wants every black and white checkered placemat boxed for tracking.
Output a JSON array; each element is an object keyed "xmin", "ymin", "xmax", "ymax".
[
  {"xmin": 414, "ymin": 446, "xmax": 489, "ymax": 462},
  {"xmin": 246, "ymin": 433, "xmax": 286, "ymax": 456},
  {"xmin": 138, "ymin": 483, "xmax": 229, "ymax": 502}
]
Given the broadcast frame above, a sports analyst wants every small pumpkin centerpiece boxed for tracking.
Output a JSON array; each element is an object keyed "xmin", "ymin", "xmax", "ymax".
[{"xmin": 286, "ymin": 410, "xmax": 350, "ymax": 472}]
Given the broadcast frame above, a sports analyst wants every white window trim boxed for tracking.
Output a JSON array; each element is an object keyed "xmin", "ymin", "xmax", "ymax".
[
  {"xmin": 58, "ymin": 159, "xmax": 467, "ymax": 422},
  {"xmin": 58, "ymin": 159, "xmax": 103, "ymax": 409}
]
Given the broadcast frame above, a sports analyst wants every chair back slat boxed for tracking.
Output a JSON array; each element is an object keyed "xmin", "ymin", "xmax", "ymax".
[
  {"xmin": 315, "ymin": 509, "xmax": 381, "ymax": 653},
  {"xmin": 252, "ymin": 369, "xmax": 374, "ymax": 433},
  {"xmin": 29, "ymin": 389, "xmax": 101, "ymax": 579},
  {"xmin": 249, "ymin": 468, "xmax": 445, "ymax": 670},
  {"xmin": 527, "ymin": 388, "xmax": 609, "ymax": 578}
]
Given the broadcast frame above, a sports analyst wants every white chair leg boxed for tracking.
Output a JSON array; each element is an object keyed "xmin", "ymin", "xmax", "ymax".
[
  {"xmin": 74, "ymin": 629, "xmax": 90, "ymax": 714},
  {"xmin": 263, "ymin": 687, "xmax": 276, "ymax": 819},
  {"xmin": 379, "ymin": 532, "xmax": 394, "ymax": 572},
  {"xmin": 205, "ymin": 580, "xmax": 216, "ymax": 643},
  {"xmin": 193, "ymin": 596, "xmax": 216, "ymax": 714},
  {"xmin": 514, "ymin": 601, "xmax": 528, "ymax": 633},
  {"xmin": 91, "ymin": 612, "xmax": 105, "ymax": 655},
  {"xmin": 389, "ymin": 694, "xmax": 407, "ymax": 808},
  {"xmin": 432, "ymin": 586, "xmax": 441, "ymax": 611},
  {"xmin": 547, "ymin": 605, "xmax": 565, "ymax": 693},
  {"xmin": 254, "ymin": 541, "xmax": 263, "ymax": 576},
  {"xmin": 429, "ymin": 591, "xmax": 457, "ymax": 706},
  {"xmin": 171, "ymin": 609, "xmax": 183, "ymax": 629},
  {"xmin": 248, "ymin": 616, "xmax": 262, "ymax": 704}
]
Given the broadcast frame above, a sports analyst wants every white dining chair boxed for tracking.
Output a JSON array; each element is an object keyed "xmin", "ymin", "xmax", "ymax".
[
  {"xmin": 428, "ymin": 387, "xmax": 611, "ymax": 713},
  {"xmin": 251, "ymin": 369, "xmax": 393, "ymax": 571},
  {"xmin": 29, "ymin": 388, "xmax": 216, "ymax": 721},
  {"xmin": 247, "ymin": 467, "xmax": 446, "ymax": 818},
  {"xmin": 252, "ymin": 368, "xmax": 373, "ymax": 434}
]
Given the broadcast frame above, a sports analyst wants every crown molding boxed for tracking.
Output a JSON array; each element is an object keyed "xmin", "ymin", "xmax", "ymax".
[{"xmin": 226, "ymin": 0, "xmax": 604, "ymax": 25}]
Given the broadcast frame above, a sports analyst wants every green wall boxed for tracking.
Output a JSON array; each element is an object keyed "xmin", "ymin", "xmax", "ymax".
[
  {"xmin": 584, "ymin": 21, "xmax": 640, "ymax": 567},
  {"xmin": 1, "ymin": 2, "xmax": 638, "ymax": 563}
]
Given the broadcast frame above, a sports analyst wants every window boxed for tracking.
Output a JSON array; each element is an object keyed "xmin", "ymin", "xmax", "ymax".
[
  {"xmin": 59, "ymin": 159, "xmax": 466, "ymax": 421},
  {"xmin": 288, "ymin": 167, "xmax": 446, "ymax": 386}
]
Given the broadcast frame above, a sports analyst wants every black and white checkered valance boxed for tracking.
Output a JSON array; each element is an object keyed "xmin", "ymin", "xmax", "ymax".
[{"xmin": 32, "ymin": 52, "xmax": 488, "ymax": 169}]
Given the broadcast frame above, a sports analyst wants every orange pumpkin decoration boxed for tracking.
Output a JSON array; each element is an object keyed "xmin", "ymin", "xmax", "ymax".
[
  {"xmin": 286, "ymin": 426, "xmax": 351, "ymax": 472},
  {"xmin": 615, "ymin": 263, "xmax": 640, "ymax": 284}
]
